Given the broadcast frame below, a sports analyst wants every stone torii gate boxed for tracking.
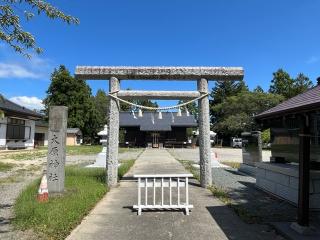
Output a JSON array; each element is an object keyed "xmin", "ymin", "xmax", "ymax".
[{"xmin": 75, "ymin": 66, "xmax": 244, "ymax": 188}]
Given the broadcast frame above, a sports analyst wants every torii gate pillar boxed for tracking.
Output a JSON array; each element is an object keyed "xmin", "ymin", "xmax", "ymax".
[
  {"xmin": 106, "ymin": 77, "xmax": 120, "ymax": 187},
  {"xmin": 198, "ymin": 78, "xmax": 212, "ymax": 187},
  {"xmin": 75, "ymin": 66, "xmax": 244, "ymax": 188}
]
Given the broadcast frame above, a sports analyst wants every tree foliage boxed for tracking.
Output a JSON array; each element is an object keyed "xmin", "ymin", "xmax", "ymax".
[
  {"xmin": 210, "ymin": 80, "xmax": 248, "ymax": 105},
  {"xmin": 211, "ymin": 91, "xmax": 284, "ymax": 136},
  {"xmin": 210, "ymin": 68, "xmax": 313, "ymax": 142},
  {"xmin": 210, "ymin": 80, "xmax": 248, "ymax": 125},
  {"xmin": 293, "ymin": 73, "xmax": 313, "ymax": 96},
  {"xmin": 43, "ymin": 65, "xmax": 100, "ymax": 142},
  {"xmin": 119, "ymin": 89, "xmax": 158, "ymax": 111},
  {"xmin": 269, "ymin": 69, "xmax": 313, "ymax": 99},
  {"xmin": 0, "ymin": 0, "xmax": 79, "ymax": 57},
  {"xmin": 178, "ymin": 100, "xmax": 198, "ymax": 118},
  {"xmin": 261, "ymin": 128, "xmax": 270, "ymax": 144},
  {"xmin": 253, "ymin": 85, "xmax": 264, "ymax": 93},
  {"xmin": 93, "ymin": 89, "xmax": 109, "ymax": 127},
  {"xmin": 120, "ymin": 99, "xmax": 158, "ymax": 112}
]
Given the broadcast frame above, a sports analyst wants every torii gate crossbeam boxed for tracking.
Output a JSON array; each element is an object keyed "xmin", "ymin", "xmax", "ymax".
[{"xmin": 75, "ymin": 66, "xmax": 244, "ymax": 188}]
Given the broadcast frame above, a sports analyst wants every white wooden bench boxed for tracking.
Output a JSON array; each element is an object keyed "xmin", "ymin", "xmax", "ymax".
[{"xmin": 133, "ymin": 174, "xmax": 193, "ymax": 215}]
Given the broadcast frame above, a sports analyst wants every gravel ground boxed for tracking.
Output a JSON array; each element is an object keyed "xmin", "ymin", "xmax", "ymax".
[
  {"xmin": 211, "ymin": 167, "xmax": 297, "ymax": 223},
  {"xmin": 0, "ymin": 174, "xmax": 40, "ymax": 240},
  {"xmin": 0, "ymin": 150, "xmax": 143, "ymax": 240},
  {"xmin": 168, "ymin": 147, "xmax": 271, "ymax": 163},
  {"xmin": 168, "ymin": 148, "xmax": 298, "ymax": 223}
]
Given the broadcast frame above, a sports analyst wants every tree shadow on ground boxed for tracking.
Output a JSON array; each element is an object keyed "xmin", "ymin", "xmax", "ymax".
[
  {"xmin": 205, "ymin": 205, "xmax": 279, "ymax": 240},
  {"xmin": 212, "ymin": 168, "xmax": 298, "ymax": 224}
]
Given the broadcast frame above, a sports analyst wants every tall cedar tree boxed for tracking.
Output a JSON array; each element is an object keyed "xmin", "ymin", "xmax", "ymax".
[
  {"xmin": 210, "ymin": 80, "xmax": 248, "ymax": 105},
  {"xmin": 210, "ymin": 80, "xmax": 248, "ymax": 125},
  {"xmin": 94, "ymin": 89, "xmax": 109, "ymax": 126},
  {"xmin": 269, "ymin": 69, "xmax": 313, "ymax": 99},
  {"xmin": 43, "ymin": 65, "xmax": 99, "ymax": 142}
]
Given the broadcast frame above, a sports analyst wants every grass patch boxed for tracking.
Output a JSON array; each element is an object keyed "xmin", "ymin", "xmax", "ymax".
[
  {"xmin": 118, "ymin": 159, "xmax": 135, "ymax": 179},
  {"xmin": 118, "ymin": 147, "xmax": 141, "ymax": 154},
  {"xmin": 13, "ymin": 158, "xmax": 137, "ymax": 239},
  {"xmin": 66, "ymin": 145, "xmax": 102, "ymax": 155},
  {"xmin": 1, "ymin": 146, "xmax": 140, "ymax": 161},
  {"xmin": 179, "ymin": 160, "xmax": 200, "ymax": 182},
  {"xmin": 66, "ymin": 146, "xmax": 140, "ymax": 155},
  {"xmin": 0, "ymin": 161, "xmax": 15, "ymax": 171},
  {"xmin": 220, "ymin": 161, "xmax": 241, "ymax": 169},
  {"xmin": 208, "ymin": 185, "xmax": 231, "ymax": 204},
  {"xmin": 14, "ymin": 166, "xmax": 107, "ymax": 240},
  {"xmin": 208, "ymin": 185, "xmax": 259, "ymax": 223},
  {"xmin": 10, "ymin": 151, "xmax": 47, "ymax": 161}
]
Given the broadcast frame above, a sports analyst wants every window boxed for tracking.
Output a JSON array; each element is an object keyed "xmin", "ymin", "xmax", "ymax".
[{"xmin": 6, "ymin": 118, "xmax": 26, "ymax": 140}]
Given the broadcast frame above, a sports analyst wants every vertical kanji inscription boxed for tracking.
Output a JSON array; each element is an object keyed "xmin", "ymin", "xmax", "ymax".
[{"xmin": 47, "ymin": 106, "xmax": 68, "ymax": 193}]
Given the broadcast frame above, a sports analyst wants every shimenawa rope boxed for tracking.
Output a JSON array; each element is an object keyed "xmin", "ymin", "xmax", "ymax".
[{"xmin": 108, "ymin": 92, "xmax": 209, "ymax": 111}]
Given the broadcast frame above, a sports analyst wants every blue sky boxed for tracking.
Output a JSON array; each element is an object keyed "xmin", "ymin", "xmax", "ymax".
[{"xmin": 1, "ymin": 0, "xmax": 320, "ymax": 109}]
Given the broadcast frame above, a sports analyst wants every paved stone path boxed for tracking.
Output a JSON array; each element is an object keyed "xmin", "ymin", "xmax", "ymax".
[{"xmin": 66, "ymin": 149, "xmax": 283, "ymax": 240}]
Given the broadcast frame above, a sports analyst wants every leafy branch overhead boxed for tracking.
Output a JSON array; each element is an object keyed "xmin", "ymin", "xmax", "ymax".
[{"xmin": 0, "ymin": 0, "xmax": 79, "ymax": 57}]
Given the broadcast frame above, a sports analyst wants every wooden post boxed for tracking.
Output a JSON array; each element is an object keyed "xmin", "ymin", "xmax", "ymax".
[
  {"xmin": 298, "ymin": 114, "xmax": 310, "ymax": 226},
  {"xmin": 106, "ymin": 77, "xmax": 120, "ymax": 187}
]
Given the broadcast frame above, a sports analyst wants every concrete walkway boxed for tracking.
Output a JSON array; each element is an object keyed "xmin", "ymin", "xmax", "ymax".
[{"xmin": 66, "ymin": 149, "xmax": 283, "ymax": 240}]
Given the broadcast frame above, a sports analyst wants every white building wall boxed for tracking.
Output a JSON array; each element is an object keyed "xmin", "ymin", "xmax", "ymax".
[
  {"xmin": 6, "ymin": 118, "xmax": 36, "ymax": 149},
  {"xmin": 0, "ymin": 117, "xmax": 7, "ymax": 149},
  {"xmin": 25, "ymin": 119, "xmax": 35, "ymax": 149}
]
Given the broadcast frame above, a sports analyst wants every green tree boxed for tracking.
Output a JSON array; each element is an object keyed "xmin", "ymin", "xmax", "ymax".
[
  {"xmin": 119, "ymin": 89, "xmax": 158, "ymax": 111},
  {"xmin": 210, "ymin": 80, "xmax": 248, "ymax": 104},
  {"xmin": 261, "ymin": 129, "xmax": 271, "ymax": 144},
  {"xmin": 135, "ymin": 100, "xmax": 158, "ymax": 110},
  {"xmin": 210, "ymin": 80, "xmax": 248, "ymax": 125},
  {"xmin": 293, "ymin": 73, "xmax": 313, "ymax": 96},
  {"xmin": 120, "ymin": 99, "xmax": 158, "ymax": 111},
  {"xmin": 84, "ymin": 96, "xmax": 101, "ymax": 142},
  {"xmin": 212, "ymin": 91, "xmax": 284, "ymax": 136},
  {"xmin": 0, "ymin": 1, "xmax": 79, "ymax": 57},
  {"xmin": 94, "ymin": 89, "xmax": 109, "ymax": 126},
  {"xmin": 178, "ymin": 100, "xmax": 198, "ymax": 118},
  {"xmin": 269, "ymin": 69, "xmax": 313, "ymax": 99},
  {"xmin": 269, "ymin": 69, "xmax": 294, "ymax": 99},
  {"xmin": 43, "ymin": 65, "xmax": 98, "ymax": 142},
  {"xmin": 254, "ymin": 86, "xmax": 264, "ymax": 93}
]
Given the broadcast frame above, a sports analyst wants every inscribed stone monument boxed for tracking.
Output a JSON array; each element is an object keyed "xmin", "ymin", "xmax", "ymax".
[{"xmin": 47, "ymin": 106, "xmax": 68, "ymax": 193}]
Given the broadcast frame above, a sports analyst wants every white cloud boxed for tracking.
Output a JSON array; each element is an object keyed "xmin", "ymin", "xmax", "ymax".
[
  {"xmin": 306, "ymin": 56, "xmax": 319, "ymax": 64},
  {"xmin": 0, "ymin": 44, "xmax": 54, "ymax": 80},
  {"xmin": 0, "ymin": 63, "xmax": 40, "ymax": 78},
  {"xmin": 9, "ymin": 96, "xmax": 44, "ymax": 110}
]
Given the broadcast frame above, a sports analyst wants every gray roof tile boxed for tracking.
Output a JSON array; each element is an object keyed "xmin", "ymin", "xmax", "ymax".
[
  {"xmin": 256, "ymin": 85, "xmax": 320, "ymax": 119},
  {"xmin": 67, "ymin": 128, "xmax": 82, "ymax": 134},
  {"xmin": 0, "ymin": 94, "xmax": 43, "ymax": 118},
  {"xmin": 120, "ymin": 112, "xmax": 197, "ymax": 131}
]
